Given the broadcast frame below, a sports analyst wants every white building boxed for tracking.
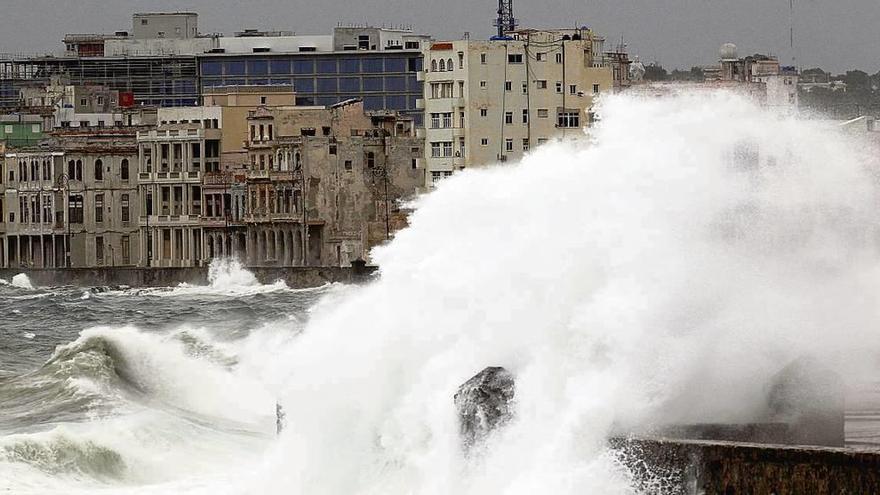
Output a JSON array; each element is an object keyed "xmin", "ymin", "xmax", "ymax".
[{"xmin": 421, "ymin": 29, "xmax": 617, "ymax": 185}]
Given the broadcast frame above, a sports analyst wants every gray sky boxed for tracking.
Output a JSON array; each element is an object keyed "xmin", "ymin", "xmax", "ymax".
[{"xmin": 0, "ymin": 0, "xmax": 877, "ymax": 73}]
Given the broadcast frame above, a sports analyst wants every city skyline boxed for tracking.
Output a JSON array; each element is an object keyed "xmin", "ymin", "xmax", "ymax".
[{"xmin": 0, "ymin": 0, "xmax": 877, "ymax": 73}]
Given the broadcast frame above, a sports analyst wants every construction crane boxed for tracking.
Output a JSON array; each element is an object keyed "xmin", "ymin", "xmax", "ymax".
[{"xmin": 494, "ymin": 0, "xmax": 518, "ymax": 38}]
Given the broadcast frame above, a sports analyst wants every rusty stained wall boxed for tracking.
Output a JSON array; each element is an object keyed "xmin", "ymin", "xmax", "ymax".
[{"xmin": 300, "ymin": 132, "xmax": 423, "ymax": 265}]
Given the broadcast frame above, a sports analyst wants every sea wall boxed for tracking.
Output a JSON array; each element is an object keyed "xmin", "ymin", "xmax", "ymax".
[
  {"xmin": 611, "ymin": 437, "xmax": 880, "ymax": 495},
  {"xmin": 0, "ymin": 265, "xmax": 377, "ymax": 288}
]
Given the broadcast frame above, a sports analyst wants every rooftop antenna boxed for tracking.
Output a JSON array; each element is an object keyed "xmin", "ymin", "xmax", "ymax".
[{"xmin": 494, "ymin": 0, "xmax": 518, "ymax": 37}]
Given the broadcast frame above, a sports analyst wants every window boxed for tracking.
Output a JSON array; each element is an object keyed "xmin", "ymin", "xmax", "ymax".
[
  {"xmin": 79, "ymin": 98, "xmax": 88, "ymax": 106},
  {"xmin": 556, "ymin": 82, "xmax": 563, "ymax": 93},
  {"xmin": 75, "ymin": 160, "xmax": 82, "ymax": 181},
  {"xmin": 439, "ymin": 59, "xmax": 446, "ymax": 71},
  {"xmin": 480, "ymin": 108, "xmax": 488, "ymax": 117},
  {"xmin": 480, "ymin": 53, "xmax": 487, "ymax": 64},
  {"xmin": 69, "ymin": 194, "xmax": 83, "ymax": 224},
  {"xmin": 95, "ymin": 194, "xmax": 104, "ymax": 223},
  {"xmin": 430, "ymin": 112, "xmax": 453, "ymax": 128},
  {"xmin": 458, "ymin": 52, "xmax": 464, "ymax": 68},
  {"xmin": 405, "ymin": 41, "xmax": 420, "ymax": 50},
  {"xmin": 120, "ymin": 159, "xmax": 129, "ymax": 181},
  {"xmin": 593, "ymin": 83, "xmax": 600, "ymax": 94},
  {"xmin": 537, "ymin": 52, "xmax": 547, "ymax": 61},
  {"xmin": 537, "ymin": 108, "xmax": 549, "ymax": 118},
  {"xmin": 523, "ymin": 139, "xmax": 530, "ymax": 151},
  {"xmin": 557, "ymin": 111, "xmax": 580, "ymax": 128},
  {"xmin": 31, "ymin": 124, "xmax": 40, "ymax": 133},
  {"xmin": 481, "ymin": 138, "xmax": 489, "ymax": 146},
  {"xmin": 505, "ymin": 139, "xmax": 514, "ymax": 152},
  {"xmin": 505, "ymin": 112, "xmax": 513, "ymax": 124},
  {"xmin": 480, "ymin": 80, "xmax": 487, "ymax": 88},
  {"xmin": 94, "ymin": 159, "xmax": 103, "ymax": 181},
  {"xmin": 3, "ymin": 125, "xmax": 11, "ymax": 134},
  {"xmin": 121, "ymin": 236, "xmax": 130, "ymax": 265},
  {"xmin": 344, "ymin": 160, "xmax": 353, "ymax": 171},
  {"xmin": 459, "ymin": 137, "xmax": 465, "ymax": 158},
  {"xmin": 556, "ymin": 53, "xmax": 563, "ymax": 64},
  {"xmin": 570, "ymin": 85, "xmax": 577, "ymax": 95},
  {"xmin": 121, "ymin": 194, "xmax": 130, "ymax": 222},
  {"xmin": 522, "ymin": 81, "xmax": 528, "ymax": 94},
  {"xmin": 431, "ymin": 171, "xmax": 453, "ymax": 183},
  {"xmin": 447, "ymin": 58, "xmax": 454, "ymax": 71},
  {"xmin": 522, "ymin": 109, "xmax": 529, "ymax": 124},
  {"xmin": 431, "ymin": 59, "xmax": 437, "ymax": 72},
  {"xmin": 430, "ymin": 142, "xmax": 453, "ymax": 158},
  {"xmin": 508, "ymin": 54, "xmax": 523, "ymax": 64},
  {"xmin": 430, "ymin": 82, "xmax": 454, "ymax": 99},
  {"xmin": 329, "ymin": 144, "xmax": 337, "ymax": 155},
  {"xmin": 95, "ymin": 237, "xmax": 104, "ymax": 266},
  {"xmin": 505, "ymin": 81, "xmax": 512, "ymax": 92},
  {"xmin": 366, "ymin": 152, "xmax": 376, "ymax": 168}
]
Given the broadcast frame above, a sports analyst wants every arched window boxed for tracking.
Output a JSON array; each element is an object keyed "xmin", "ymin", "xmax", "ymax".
[
  {"xmin": 75, "ymin": 160, "xmax": 83, "ymax": 181},
  {"xmin": 294, "ymin": 152, "xmax": 301, "ymax": 170},
  {"xmin": 68, "ymin": 160, "xmax": 75, "ymax": 179},
  {"xmin": 447, "ymin": 58, "xmax": 454, "ymax": 71},
  {"xmin": 31, "ymin": 160, "xmax": 37, "ymax": 182},
  {"xmin": 42, "ymin": 159, "xmax": 50, "ymax": 181},
  {"xmin": 439, "ymin": 59, "xmax": 445, "ymax": 71},
  {"xmin": 431, "ymin": 59, "xmax": 437, "ymax": 72},
  {"xmin": 94, "ymin": 159, "xmax": 103, "ymax": 181},
  {"xmin": 19, "ymin": 161, "xmax": 25, "ymax": 182},
  {"xmin": 120, "ymin": 159, "xmax": 129, "ymax": 181}
]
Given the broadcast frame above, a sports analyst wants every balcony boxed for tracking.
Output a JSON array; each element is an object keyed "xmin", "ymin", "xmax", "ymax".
[
  {"xmin": 243, "ymin": 210, "xmax": 301, "ymax": 223},
  {"xmin": 139, "ymin": 214, "xmax": 200, "ymax": 226},
  {"xmin": 139, "ymin": 171, "xmax": 201, "ymax": 184}
]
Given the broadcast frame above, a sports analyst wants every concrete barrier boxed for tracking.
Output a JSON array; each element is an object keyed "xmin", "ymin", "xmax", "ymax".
[
  {"xmin": 0, "ymin": 265, "xmax": 377, "ymax": 288},
  {"xmin": 611, "ymin": 437, "xmax": 880, "ymax": 495}
]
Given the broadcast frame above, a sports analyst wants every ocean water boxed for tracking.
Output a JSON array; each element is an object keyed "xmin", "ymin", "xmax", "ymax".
[{"xmin": 3, "ymin": 90, "xmax": 880, "ymax": 494}]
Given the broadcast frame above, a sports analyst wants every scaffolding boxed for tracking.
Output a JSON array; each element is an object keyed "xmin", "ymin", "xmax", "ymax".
[{"xmin": 0, "ymin": 55, "xmax": 200, "ymax": 109}]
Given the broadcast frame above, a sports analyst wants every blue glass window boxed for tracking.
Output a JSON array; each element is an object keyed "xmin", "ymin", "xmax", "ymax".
[
  {"xmin": 363, "ymin": 77, "xmax": 383, "ymax": 92},
  {"xmin": 294, "ymin": 78, "xmax": 315, "ymax": 93},
  {"xmin": 270, "ymin": 59, "xmax": 291, "ymax": 74},
  {"xmin": 385, "ymin": 76, "xmax": 407, "ymax": 92},
  {"xmin": 270, "ymin": 78, "xmax": 293, "ymax": 86},
  {"xmin": 293, "ymin": 60, "xmax": 314, "ymax": 74},
  {"xmin": 202, "ymin": 61, "xmax": 222, "ymax": 76},
  {"xmin": 339, "ymin": 58, "xmax": 360, "ymax": 73},
  {"xmin": 385, "ymin": 58, "xmax": 406, "ymax": 72},
  {"xmin": 407, "ymin": 76, "xmax": 419, "ymax": 91},
  {"xmin": 364, "ymin": 96, "xmax": 384, "ymax": 110},
  {"xmin": 339, "ymin": 77, "xmax": 360, "ymax": 92},
  {"xmin": 408, "ymin": 57, "xmax": 423, "ymax": 72},
  {"xmin": 249, "ymin": 79, "xmax": 269, "ymax": 85},
  {"xmin": 248, "ymin": 59, "xmax": 269, "ymax": 75},
  {"xmin": 386, "ymin": 95, "xmax": 407, "ymax": 109},
  {"xmin": 317, "ymin": 78, "xmax": 337, "ymax": 92},
  {"xmin": 413, "ymin": 114, "xmax": 424, "ymax": 127},
  {"xmin": 362, "ymin": 58, "xmax": 384, "ymax": 73},
  {"xmin": 225, "ymin": 61, "xmax": 246, "ymax": 76},
  {"xmin": 317, "ymin": 96, "xmax": 339, "ymax": 106},
  {"xmin": 407, "ymin": 96, "xmax": 418, "ymax": 110},
  {"xmin": 295, "ymin": 96, "xmax": 315, "ymax": 106},
  {"xmin": 223, "ymin": 78, "xmax": 245, "ymax": 86},
  {"xmin": 317, "ymin": 59, "xmax": 337, "ymax": 74}
]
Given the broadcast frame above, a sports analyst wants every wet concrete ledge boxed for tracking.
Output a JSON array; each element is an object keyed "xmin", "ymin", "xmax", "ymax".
[
  {"xmin": 611, "ymin": 436, "xmax": 880, "ymax": 495},
  {"xmin": 0, "ymin": 265, "xmax": 377, "ymax": 288}
]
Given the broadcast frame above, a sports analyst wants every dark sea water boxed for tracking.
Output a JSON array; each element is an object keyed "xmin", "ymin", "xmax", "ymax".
[{"xmin": 0, "ymin": 264, "xmax": 342, "ymax": 494}]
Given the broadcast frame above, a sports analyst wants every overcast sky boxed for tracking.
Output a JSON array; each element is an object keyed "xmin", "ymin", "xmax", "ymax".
[{"xmin": 0, "ymin": 0, "xmax": 876, "ymax": 73}]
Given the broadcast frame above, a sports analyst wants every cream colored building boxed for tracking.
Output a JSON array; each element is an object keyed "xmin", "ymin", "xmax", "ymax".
[{"xmin": 421, "ymin": 28, "xmax": 615, "ymax": 185}]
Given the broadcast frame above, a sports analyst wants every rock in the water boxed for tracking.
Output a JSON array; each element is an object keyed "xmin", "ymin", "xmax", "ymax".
[
  {"xmin": 766, "ymin": 357, "xmax": 845, "ymax": 447},
  {"xmin": 454, "ymin": 367, "xmax": 515, "ymax": 449}
]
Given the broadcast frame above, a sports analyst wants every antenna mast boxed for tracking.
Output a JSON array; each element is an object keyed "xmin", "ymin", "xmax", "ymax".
[
  {"xmin": 494, "ymin": 0, "xmax": 518, "ymax": 37},
  {"xmin": 789, "ymin": 0, "xmax": 796, "ymax": 66}
]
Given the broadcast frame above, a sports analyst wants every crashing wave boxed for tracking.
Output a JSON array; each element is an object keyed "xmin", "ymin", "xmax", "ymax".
[
  {"xmin": 11, "ymin": 274, "xmax": 34, "ymax": 290},
  {"xmin": 1, "ymin": 433, "xmax": 125, "ymax": 480}
]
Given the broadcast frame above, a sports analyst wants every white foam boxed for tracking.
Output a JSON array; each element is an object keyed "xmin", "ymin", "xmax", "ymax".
[
  {"xmin": 11, "ymin": 274, "xmax": 34, "ymax": 290},
  {"xmin": 242, "ymin": 90, "xmax": 880, "ymax": 494}
]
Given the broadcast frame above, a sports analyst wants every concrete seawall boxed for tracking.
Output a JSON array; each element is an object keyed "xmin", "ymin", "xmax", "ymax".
[
  {"xmin": 0, "ymin": 265, "xmax": 377, "ymax": 288},
  {"xmin": 612, "ymin": 437, "xmax": 880, "ymax": 494}
]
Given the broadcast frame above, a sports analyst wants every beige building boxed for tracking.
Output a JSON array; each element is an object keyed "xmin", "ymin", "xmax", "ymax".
[
  {"xmin": 242, "ymin": 99, "xmax": 424, "ymax": 266},
  {"xmin": 421, "ymin": 28, "xmax": 616, "ymax": 185}
]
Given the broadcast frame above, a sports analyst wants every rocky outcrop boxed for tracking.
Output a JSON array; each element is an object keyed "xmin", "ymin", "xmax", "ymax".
[{"xmin": 454, "ymin": 367, "xmax": 515, "ymax": 449}]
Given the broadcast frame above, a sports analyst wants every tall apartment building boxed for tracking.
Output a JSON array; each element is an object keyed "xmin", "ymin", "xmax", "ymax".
[{"xmin": 421, "ymin": 28, "xmax": 616, "ymax": 184}]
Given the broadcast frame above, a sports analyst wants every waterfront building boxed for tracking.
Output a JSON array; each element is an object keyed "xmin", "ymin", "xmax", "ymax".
[
  {"xmin": 242, "ymin": 99, "xmax": 424, "ymax": 266},
  {"xmin": 421, "ymin": 28, "xmax": 621, "ymax": 185}
]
